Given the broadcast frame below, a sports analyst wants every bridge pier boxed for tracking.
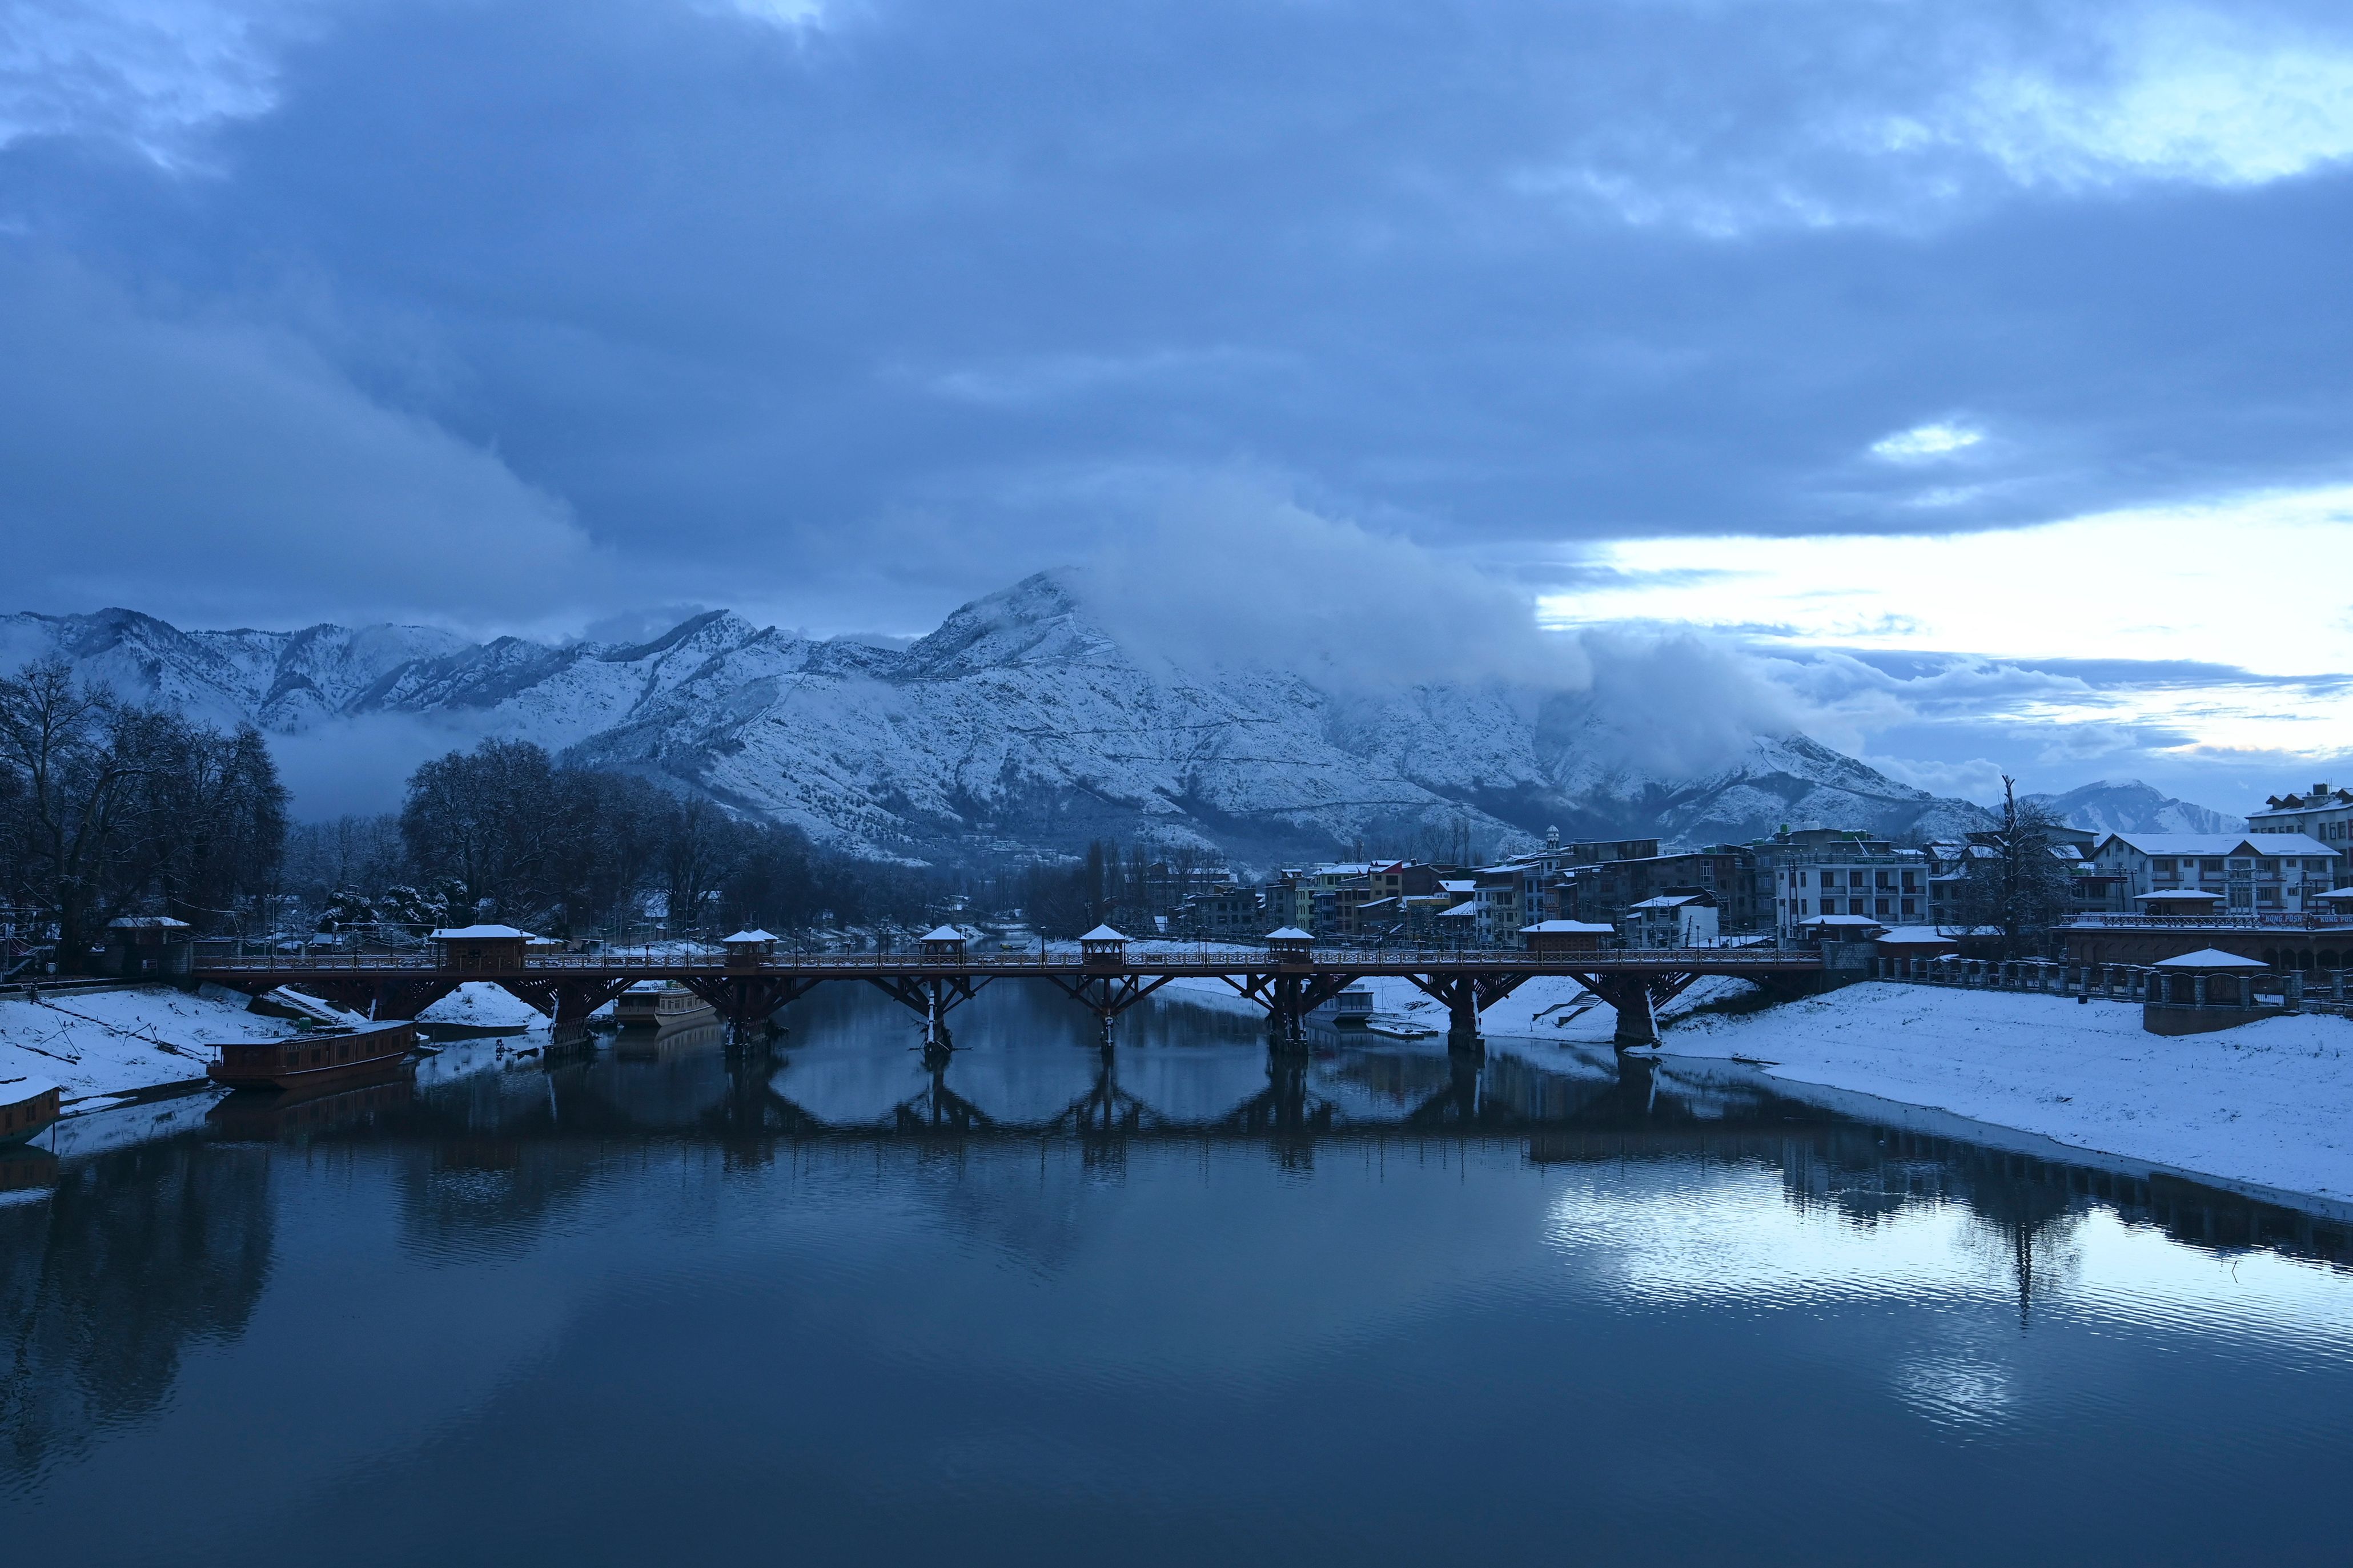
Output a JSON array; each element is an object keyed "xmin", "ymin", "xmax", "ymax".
[
  {"xmin": 1216, "ymin": 970, "xmax": 1362, "ymax": 1055},
  {"xmin": 866, "ymin": 974, "xmax": 989, "ymax": 1056},
  {"xmin": 1567, "ymin": 971, "xmax": 1695, "ymax": 1050},
  {"xmin": 1610, "ymin": 982, "xmax": 1659, "ymax": 1048},
  {"xmin": 1042, "ymin": 972, "xmax": 1176, "ymax": 1055},
  {"xmin": 1446, "ymin": 987, "xmax": 1482, "ymax": 1058},
  {"xmin": 1404, "ymin": 972, "xmax": 1529, "ymax": 1059},
  {"xmin": 681, "ymin": 974, "xmax": 821, "ymax": 1055}
]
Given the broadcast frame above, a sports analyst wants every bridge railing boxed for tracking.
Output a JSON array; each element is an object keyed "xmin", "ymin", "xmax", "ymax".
[{"xmin": 192, "ymin": 942, "xmax": 1821, "ymax": 974}]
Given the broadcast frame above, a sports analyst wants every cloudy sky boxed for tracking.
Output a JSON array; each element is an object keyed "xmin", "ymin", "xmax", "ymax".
[{"xmin": 5, "ymin": 0, "xmax": 2351, "ymax": 813}]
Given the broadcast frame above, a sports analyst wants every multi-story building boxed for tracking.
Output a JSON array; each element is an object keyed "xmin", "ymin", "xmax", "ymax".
[
  {"xmin": 2086, "ymin": 833, "xmax": 2340, "ymax": 914},
  {"xmin": 1625, "ymin": 891, "xmax": 1719, "ymax": 948},
  {"xmin": 1551, "ymin": 846, "xmax": 1761, "ymax": 932},
  {"xmin": 1175, "ymin": 887, "xmax": 1263, "ymax": 939},
  {"xmin": 1765, "ymin": 830, "xmax": 1927, "ymax": 936},
  {"xmin": 1333, "ymin": 861, "xmax": 1453, "ymax": 937},
  {"xmin": 1469, "ymin": 866, "xmax": 1527, "ymax": 946},
  {"xmin": 2248, "ymin": 783, "xmax": 2353, "ymax": 850}
]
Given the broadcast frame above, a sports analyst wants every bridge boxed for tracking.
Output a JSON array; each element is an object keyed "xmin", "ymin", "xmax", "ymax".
[{"xmin": 193, "ymin": 930, "xmax": 1825, "ymax": 1054}]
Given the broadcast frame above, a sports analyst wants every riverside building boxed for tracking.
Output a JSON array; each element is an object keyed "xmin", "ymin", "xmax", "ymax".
[{"xmin": 1763, "ymin": 830, "xmax": 1926, "ymax": 938}]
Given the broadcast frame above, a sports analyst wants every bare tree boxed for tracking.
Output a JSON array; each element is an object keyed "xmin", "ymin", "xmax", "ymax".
[
  {"xmin": 0, "ymin": 661, "xmax": 287, "ymax": 967},
  {"xmin": 1948, "ymin": 776, "xmax": 2071, "ymax": 957}
]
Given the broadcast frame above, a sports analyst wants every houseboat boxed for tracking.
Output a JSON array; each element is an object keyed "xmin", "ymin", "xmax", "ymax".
[
  {"xmin": 614, "ymin": 981, "xmax": 717, "ymax": 1032},
  {"xmin": 0, "ymin": 1079, "xmax": 61, "ymax": 1143},
  {"xmin": 207, "ymin": 1019, "xmax": 416, "ymax": 1091}
]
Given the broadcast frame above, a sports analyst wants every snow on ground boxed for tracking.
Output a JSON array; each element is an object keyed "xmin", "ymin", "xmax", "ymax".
[
  {"xmin": 1572, "ymin": 982, "xmax": 2353, "ymax": 1204},
  {"xmin": 1173, "ymin": 968, "xmax": 2353, "ymax": 1203},
  {"xmin": 0, "ymin": 986, "xmax": 296, "ymax": 1100},
  {"xmin": 419, "ymin": 982, "xmax": 551, "ymax": 1031}
]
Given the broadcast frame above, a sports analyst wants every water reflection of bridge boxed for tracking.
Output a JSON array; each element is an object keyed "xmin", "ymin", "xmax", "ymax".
[{"xmin": 10, "ymin": 1034, "xmax": 2353, "ymax": 1491}]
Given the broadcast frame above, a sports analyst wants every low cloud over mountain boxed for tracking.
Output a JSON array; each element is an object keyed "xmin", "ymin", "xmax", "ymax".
[{"xmin": 3, "ymin": 574, "xmax": 1994, "ymax": 869}]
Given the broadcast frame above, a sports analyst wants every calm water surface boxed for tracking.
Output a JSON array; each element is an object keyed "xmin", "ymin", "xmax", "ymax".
[{"xmin": 5, "ymin": 982, "xmax": 2352, "ymax": 1566}]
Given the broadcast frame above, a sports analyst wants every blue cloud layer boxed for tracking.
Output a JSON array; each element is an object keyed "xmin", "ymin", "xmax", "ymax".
[{"xmin": 4, "ymin": 0, "xmax": 2351, "ymax": 812}]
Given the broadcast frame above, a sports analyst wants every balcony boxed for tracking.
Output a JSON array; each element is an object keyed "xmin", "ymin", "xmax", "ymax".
[{"xmin": 2066, "ymin": 912, "xmax": 2353, "ymax": 930}]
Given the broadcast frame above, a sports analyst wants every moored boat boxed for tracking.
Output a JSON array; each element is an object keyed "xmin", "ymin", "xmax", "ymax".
[
  {"xmin": 0, "ymin": 1080, "xmax": 61, "ymax": 1143},
  {"xmin": 207, "ymin": 1020, "xmax": 416, "ymax": 1090},
  {"xmin": 614, "ymin": 980, "xmax": 717, "ymax": 1032}
]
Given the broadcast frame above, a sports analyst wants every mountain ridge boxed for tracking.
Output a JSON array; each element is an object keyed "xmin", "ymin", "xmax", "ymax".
[
  {"xmin": 2023, "ymin": 779, "xmax": 2246, "ymax": 837},
  {"xmin": 3, "ymin": 577, "xmax": 1998, "ymax": 869}
]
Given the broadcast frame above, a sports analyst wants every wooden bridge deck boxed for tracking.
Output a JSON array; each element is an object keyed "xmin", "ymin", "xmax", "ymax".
[
  {"xmin": 190, "ymin": 944, "xmax": 1824, "ymax": 1048},
  {"xmin": 192, "ymin": 944, "xmax": 1820, "ymax": 979}
]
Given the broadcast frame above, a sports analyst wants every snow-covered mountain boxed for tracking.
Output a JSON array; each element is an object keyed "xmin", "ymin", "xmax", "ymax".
[
  {"xmin": 2024, "ymin": 779, "xmax": 2245, "ymax": 837},
  {"xmin": 2, "ymin": 576, "xmax": 1991, "ymax": 867}
]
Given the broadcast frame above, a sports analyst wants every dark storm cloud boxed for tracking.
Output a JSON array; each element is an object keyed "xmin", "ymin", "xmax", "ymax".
[{"xmin": 3, "ymin": 0, "xmax": 2352, "ymax": 638}]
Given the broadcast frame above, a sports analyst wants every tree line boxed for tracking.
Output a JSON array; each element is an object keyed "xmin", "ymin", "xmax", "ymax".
[
  {"xmin": 296, "ymin": 737, "xmax": 937, "ymax": 940},
  {"xmin": 1, "ymin": 661, "xmax": 942, "ymax": 970},
  {"xmin": 0, "ymin": 660, "xmax": 288, "ymax": 971},
  {"xmin": 993, "ymin": 839, "xmax": 1232, "ymax": 938}
]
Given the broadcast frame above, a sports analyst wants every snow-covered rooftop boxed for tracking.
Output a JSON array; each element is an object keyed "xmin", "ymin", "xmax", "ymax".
[
  {"xmin": 1264, "ymin": 926, "xmax": 1312, "ymax": 940},
  {"xmin": 920, "ymin": 924, "xmax": 966, "ymax": 943},
  {"xmin": 2135, "ymin": 889, "xmax": 2224, "ymax": 902},
  {"xmin": 107, "ymin": 915, "xmax": 191, "ymax": 929},
  {"xmin": 722, "ymin": 928, "xmax": 778, "ymax": 943},
  {"xmin": 1874, "ymin": 927, "xmax": 1958, "ymax": 945},
  {"xmin": 1524, "ymin": 919, "xmax": 1614, "ymax": 934},
  {"xmin": 1079, "ymin": 924, "xmax": 1127, "ymax": 942},
  {"xmin": 2153, "ymin": 948, "xmax": 2267, "ymax": 968},
  {"xmin": 429, "ymin": 923, "xmax": 528, "ymax": 939},
  {"xmin": 1804, "ymin": 914, "xmax": 1886, "ymax": 928},
  {"xmin": 2097, "ymin": 833, "xmax": 2338, "ymax": 858},
  {"xmin": 1630, "ymin": 894, "xmax": 1705, "ymax": 909}
]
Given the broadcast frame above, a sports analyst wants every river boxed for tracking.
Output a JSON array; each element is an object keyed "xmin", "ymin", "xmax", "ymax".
[{"xmin": 3, "ymin": 980, "xmax": 2350, "ymax": 1565}]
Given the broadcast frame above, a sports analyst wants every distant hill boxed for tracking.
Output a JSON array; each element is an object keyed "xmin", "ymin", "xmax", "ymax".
[
  {"xmin": 3, "ymin": 576, "xmax": 1994, "ymax": 869},
  {"xmin": 2024, "ymin": 779, "xmax": 2245, "ymax": 837}
]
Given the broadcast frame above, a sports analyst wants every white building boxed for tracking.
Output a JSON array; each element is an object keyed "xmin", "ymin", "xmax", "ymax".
[
  {"xmin": 1771, "ymin": 843, "xmax": 1928, "ymax": 936},
  {"xmin": 2087, "ymin": 833, "xmax": 2341, "ymax": 915},
  {"xmin": 1625, "ymin": 893, "xmax": 1718, "ymax": 948},
  {"xmin": 2248, "ymin": 783, "xmax": 2353, "ymax": 849}
]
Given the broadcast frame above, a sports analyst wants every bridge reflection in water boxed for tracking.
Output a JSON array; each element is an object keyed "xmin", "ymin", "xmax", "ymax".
[
  {"xmin": 8, "ymin": 976, "xmax": 2353, "ymax": 1535},
  {"xmin": 175, "ymin": 982, "xmax": 2353, "ymax": 1281}
]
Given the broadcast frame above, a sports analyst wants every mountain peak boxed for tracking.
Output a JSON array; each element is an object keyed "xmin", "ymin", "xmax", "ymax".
[
  {"xmin": 8, "ymin": 580, "xmax": 1999, "ymax": 867},
  {"xmin": 2023, "ymin": 779, "xmax": 2245, "ymax": 837},
  {"xmin": 901, "ymin": 569, "xmax": 1121, "ymax": 677}
]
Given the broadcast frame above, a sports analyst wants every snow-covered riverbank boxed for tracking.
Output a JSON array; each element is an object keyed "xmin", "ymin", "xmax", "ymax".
[
  {"xmin": 1167, "ymin": 970, "xmax": 2353, "ymax": 1203},
  {"xmin": 419, "ymin": 981, "xmax": 552, "ymax": 1031},
  {"xmin": 1624, "ymin": 982, "xmax": 2353, "ymax": 1204},
  {"xmin": 0, "ymin": 986, "xmax": 300, "ymax": 1101}
]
